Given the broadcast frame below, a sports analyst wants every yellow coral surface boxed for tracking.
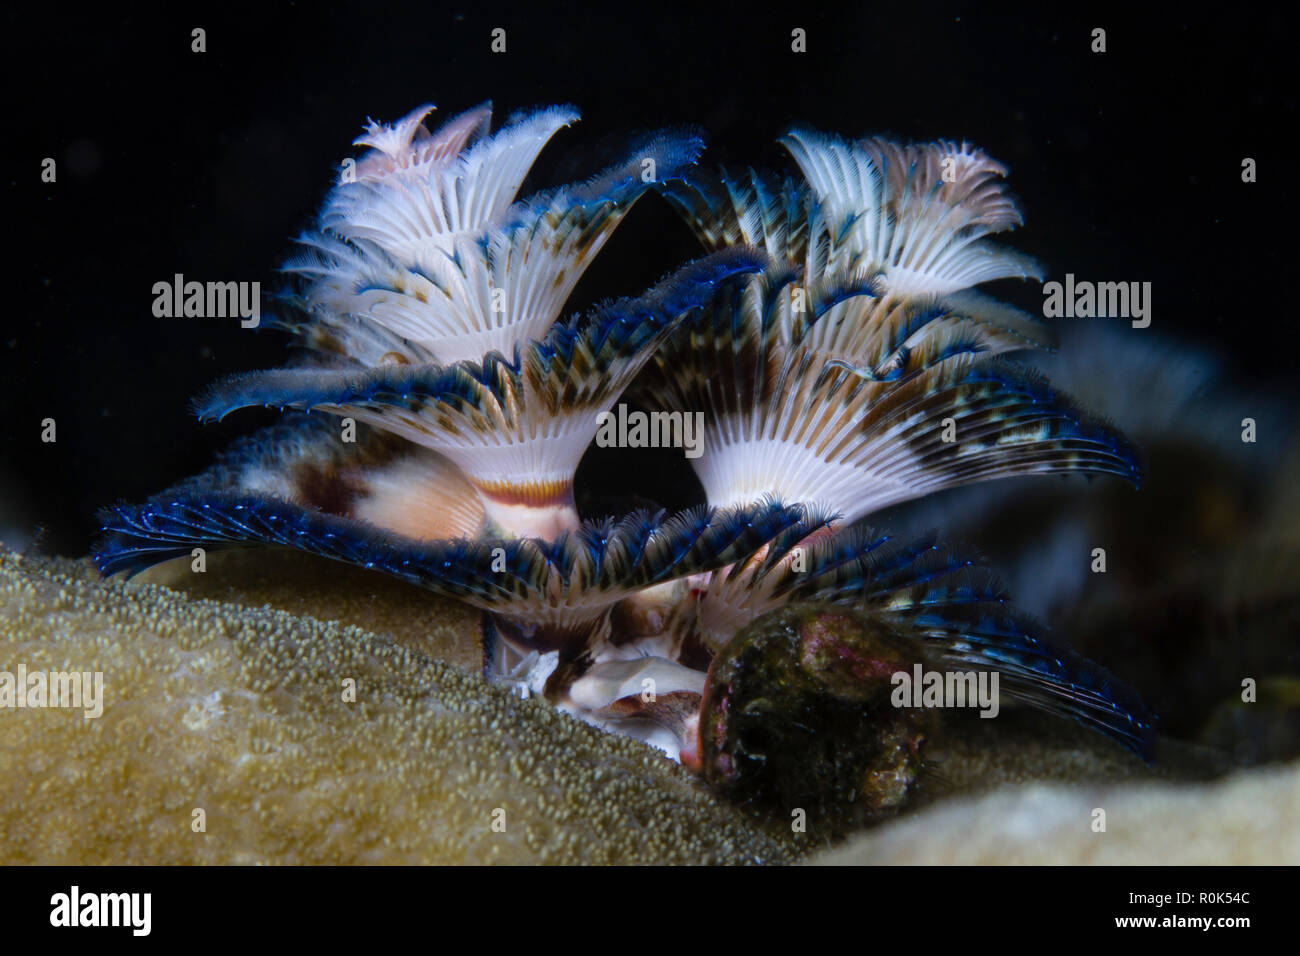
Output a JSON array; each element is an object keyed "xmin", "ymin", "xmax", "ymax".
[{"xmin": 0, "ymin": 548, "xmax": 796, "ymax": 864}]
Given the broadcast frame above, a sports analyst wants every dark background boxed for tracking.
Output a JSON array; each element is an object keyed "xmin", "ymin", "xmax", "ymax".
[{"xmin": 5, "ymin": 2, "xmax": 1296, "ymax": 555}]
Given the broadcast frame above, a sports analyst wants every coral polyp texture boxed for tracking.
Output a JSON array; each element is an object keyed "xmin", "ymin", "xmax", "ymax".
[{"xmin": 95, "ymin": 101, "xmax": 1155, "ymax": 810}]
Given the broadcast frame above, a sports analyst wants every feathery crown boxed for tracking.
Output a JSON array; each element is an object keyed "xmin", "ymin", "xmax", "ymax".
[{"xmin": 96, "ymin": 102, "xmax": 1155, "ymax": 770}]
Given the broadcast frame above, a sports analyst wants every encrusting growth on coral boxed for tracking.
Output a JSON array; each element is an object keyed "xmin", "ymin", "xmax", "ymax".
[{"xmin": 95, "ymin": 100, "xmax": 1157, "ymax": 807}]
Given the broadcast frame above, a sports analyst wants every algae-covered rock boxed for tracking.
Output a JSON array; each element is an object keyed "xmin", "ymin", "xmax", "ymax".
[
  {"xmin": 699, "ymin": 605, "xmax": 936, "ymax": 830},
  {"xmin": 0, "ymin": 547, "xmax": 797, "ymax": 864},
  {"xmin": 694, "ymin": 605, "xmax": 1216, "ymax": 834}
]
